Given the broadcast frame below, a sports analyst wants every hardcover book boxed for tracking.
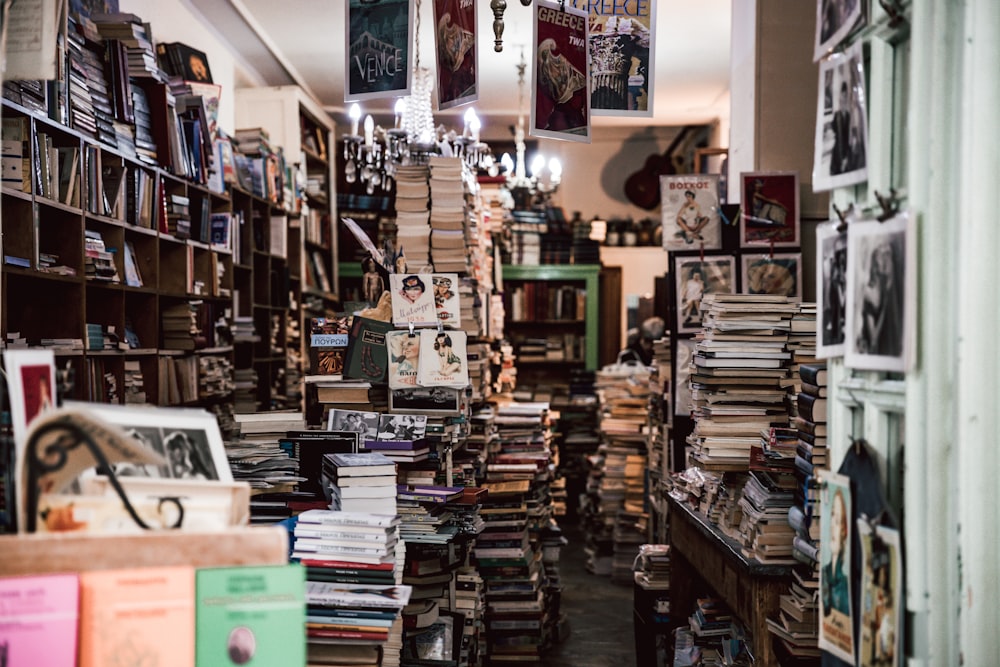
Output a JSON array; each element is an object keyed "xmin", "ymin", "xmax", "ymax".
[
  {"xmin": 309, "ymin": 315, "xmax": 351, "ymax": 375},
  {"xmin": 0, "ymin": 573, "xmax": 79, "ymax": 666},
  {"xmin": 343, "ymin": 316, "xmax": 393, "ymax": 383},
  {"xmin": 79, "ymin": 566, "xmax": 195, "ymax": 667},
  {"xmin": 195, "ymin": 564, "xmax": 306, "ymax": 667},
  {"xmin": 306, "ymin": 582, "xmax": 412, "ymax": 610}
]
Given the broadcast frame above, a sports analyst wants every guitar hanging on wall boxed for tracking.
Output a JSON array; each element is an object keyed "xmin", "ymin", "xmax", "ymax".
[{"xmin": 623, "ymin": 125, "xmax": 703, "ymax": 211}]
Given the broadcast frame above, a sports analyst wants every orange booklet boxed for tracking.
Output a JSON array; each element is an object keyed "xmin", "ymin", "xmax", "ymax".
[{"xmin": 79, "ymin": 566, "xmax": 195, "ymax": 667}]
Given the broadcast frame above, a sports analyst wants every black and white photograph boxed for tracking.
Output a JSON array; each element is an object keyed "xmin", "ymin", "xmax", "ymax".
[
  {"xmin": 673, "ymin": 255, "xmax": 736, "ymax": 334},
  {"xmin": 389, "ymin": 386, "xmax": 464, "ymax": 416},
  {"xmin": 661, "ymin": 174, "xmax": 722, "ymax": 250},
  {"xmin": 816, "ymin": 221, "xmax": 848, "ymax": 358},
  {"xmin": 673, "ymin": 339, "xmax": 697, "ymax": 418},
  {"xmin": 377, "ymin": 413, "xmax": 428, "ymax": 441},
  {"xmin": 814, "ymin": 0, "xmax": 863, "ymax": 61},
  {"xmin": 328, "ymin": 408, "xmax": 380, "ymax": 440},
  {"xmin": 741, "ymin": 253, "xmax": 803, "ymax": 301},
  {"xmin": 814, "ymin": 41, "xmax": 868, "ymax": 191},
  {"xmin": 845, "ymin": 213, "xmax": 912, "ymax": 372}
]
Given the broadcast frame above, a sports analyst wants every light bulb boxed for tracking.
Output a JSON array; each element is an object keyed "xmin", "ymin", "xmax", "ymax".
[
  {"xmin": 549, "ymin": 157, "xmax": 562, "ymax": 182},
  {"xmin": 500, "ymin": 153, "xmax": 514, "ymax": 174},
  {"xmin": 363, "ymin": 115, "xmax": 374, "ymax": 147},
  {"xmin": 394, "ymin": 98, "xmax": 406, "ymax": 128},
  {"xmin": 349, "ymin": 103, "xmax": 361, "ymax": 136},
  {"xmin": 530, "ymin": 154, "xmax": 545, "ymax": 177},
  {"xmin": 470, "ymin": 115, "xmax": 481, "ymax": 143}
]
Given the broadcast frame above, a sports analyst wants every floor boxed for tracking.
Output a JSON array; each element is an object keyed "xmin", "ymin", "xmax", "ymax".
[{"xmin": 543, "ymin": 522, "xmax": 638, "ymax": 667}]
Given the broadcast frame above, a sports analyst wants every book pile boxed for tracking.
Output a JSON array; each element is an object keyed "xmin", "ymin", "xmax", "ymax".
[
  {"xmin": 123, "ymin": 359, "xmax": 146, "ymax": 404},
  {"xmin": 766, "ymin": 569, "xmax": 821, "ymax": 661},
  {"xmin": 428, "ymin": 155, "xmax": 471, "ymax": 274},
  {"xmin": 226, "ymin": 412, "xmax": 305, "ymax": 517},
  {"xmin": 65, "ymin": 18, "xmax": 114, "ymax": 146},
  {"xmin": 197, "ymin": 354, "xmax": 233, "ymax": 399},
  {"xmin": 394, "ymin": 164, "xmax": 431, "ymax": 268},
  {"xmin": 84, "ymin": 231, "xmax": 119, "ymax": 282},
  {"xmin": 647, "ymin": 336, "xmax": 673, "ymax": 482},
  {"xmin": 233, "ymin": 367, "xmax": 259, "ymax": 413},
  {"xmin": 735, "ymin": 469, "xmax": 797, "ymax": 563},
  {"xmin": 160, "ymin": 300, "xmax": 204, "ymax": 350},
  {"xmin": 633, "ymin": 543, "xmax": 671, "ymax": 590},
  {"xmin": 686, "ymin": 294, "xmax": 799, "ymax": 471},
  {"xmin": 788, "ymin": 304, "xmax": 818, "ymax": 385},
  {"xmin": 506, "ymin": 210, "xmax": 546, "ymax": 266},
  {"xmin": 324, "ymin": 452, "xmax": 398, "ymax": 516},
  {"xmin": 683, "ymin": 596, "xmax": 750, "ymax": 662}
]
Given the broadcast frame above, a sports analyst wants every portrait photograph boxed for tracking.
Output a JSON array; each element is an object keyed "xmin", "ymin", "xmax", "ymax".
[
  {"xmin": 740, "ymin": 171, "xmax": 800, "ymax": 248},
  {"xmin": 390, "ymin": 273, "xmax": 438, "ymax": 327},
  {"xmin": 816, "ymin": 221, "xmax": 849, "ymax": 358},
  {"xmin": 377, "ymin": 413, "xmax": 428, "ymax": 441},
  {"xmin": 845, "ymin": 213, "xmax": 913, "ymax": 372},
  {"xmin": 531, "ymin": 0, "xmax": 591, "ymax": 142},
  {"xmin": 741, "ymin": 253, "xmax": 803, "ymax": 301},
  {"xmin": 814, "ymin": 0, "xmax": 863, "ymax": 61},
  {"xmin": 818, "ymin": 469, "xmax": 855, "ymax": 662},
  {"xmin": 814, "ymin": 41, "xmax": 869, "ymax": 191},
  {"xmin": 858, "ymin": 522, "xmax": 902, "ymax": 667},
  {"xmin": 328, "ymin": 408, "xmax": 380, "ymax": 440},
  {"xmin": 661, "ymin": 174, "xmax": 721, "ymax": 251},
  {"xmin": 673, "ymin": 255, "xmax": 736, "ymax": 334},
  {"xmin": 673, "ymin": 338, "xmax": 697, "ymax": 418}
]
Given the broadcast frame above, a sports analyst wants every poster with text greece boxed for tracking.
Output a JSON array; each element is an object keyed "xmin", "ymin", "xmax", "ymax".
[
  {"xmin": 345, "ymin": 0, "xmax": 413, "ymax": 102},
  {"xmin": 531, "ymin": 0, "xmax": 591, "ymax": 143},
  {"xmin": 433, "ymin": 0, "xmax": 478, "ymax": 110},
  {"xmin": 570, "ymin": 0, "xmax": 655, "ymax": 116}
]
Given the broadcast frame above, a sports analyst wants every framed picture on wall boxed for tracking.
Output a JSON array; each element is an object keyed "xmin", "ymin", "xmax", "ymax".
[
  {"xmin": 813, "ymin": 41, "xmax": 869, "ymax": 191},
  {"xmin": 816, "ymin": 220, "xmax": 848, "ymax": 358},
  {"xmin": 661, "ymin": 174, "xmax": 722, "ymax": 251},
  {"xmin": 844, "ymin": 212, "xmax": 913, "ymax": 372},
  {"xmin": 672, "ymin": 254, "xmax": 736, "ymax": 334},
  {"xmin": 740, "ymin": 171, "xmax": 800, "ymax": 248},
  {"xmin": 741, "ymin": 252, "xmax": 803, "ymax": 301}
]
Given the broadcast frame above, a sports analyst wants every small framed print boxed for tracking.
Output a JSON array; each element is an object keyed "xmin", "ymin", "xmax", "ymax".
[
  {"xmin": 741, "ymin": 253, "xmax": 803, "ymax": 301},
  {"xmin": 673, "ymin": 254, "xmax": 736, "ymax": 334},
  {"xmin": 740, "ymin": 171, "xmax": 800, "ymax": 248},
  {"xmin": 389, "ymin": 386, "xmax": 464, "ymax": 416},
  {"xmin": 327, "ymin": 408, "xmax": 380, "ymax": 441},
  {"xmin": 816, "ymin": 221, "xmax": 848, "ymax": 358},
  {"xmin": 814, "ymin": 0, "xmax": 863, "ymax": 62},
  {"xmin": 813, "ymin": 41, "xmax": 869, "ymax": 191},
  {"xmin": 661, "ymin": 174, "xmax": 722, "ymax": 251},
  {"xmin": 673, "ymin": 338, "xmax": 697, "ymax": 418},
  {"xmin": 845, "ymin": 212, "xmax": 913, "ymax": 372}
]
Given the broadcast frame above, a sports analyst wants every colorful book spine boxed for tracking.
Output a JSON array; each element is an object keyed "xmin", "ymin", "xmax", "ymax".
[{"xmin": 0, "ymin": 573, "xmax": 79, "ymax": 666}]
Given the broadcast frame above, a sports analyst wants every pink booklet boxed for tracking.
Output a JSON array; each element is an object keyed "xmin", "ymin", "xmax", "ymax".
[{"xmin": 0, "ymin": 572, "xmax": 79, "ymax": 666}]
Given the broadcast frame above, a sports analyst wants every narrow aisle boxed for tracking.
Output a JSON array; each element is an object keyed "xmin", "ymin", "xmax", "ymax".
[{"xmin": 545, "ymin": 523, "xmax": 637, "ymax": 667}]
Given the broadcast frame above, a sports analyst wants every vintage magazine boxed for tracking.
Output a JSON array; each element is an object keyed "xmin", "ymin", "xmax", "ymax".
[
  {"xmin": 433, "ymin": 0, "xmax": 478, "ymax": 110},
  {"xmin": 386, "ymin": 330, "xmax": 421, "ymax": 390},
  {"xmin": 344, "ymin": 0, "xmax": 414, "ymax": 101},
  {"xmin": 661, "ymin": 174, "xmax": 722, "ymax": 251},
  {"xmin": 818, "ymin": 470, "xmax": 854, "ymax": 662},
  {"xmin": 531, "ymin": 0, "xmax": 591, "ymax": 143},
  {"xmin": 416, "ymin": 329, "xmax": 469, "ymax": 389},
  {"xmin": 390, "ymin": 273, "xmax": 438, "ymax": 327}
]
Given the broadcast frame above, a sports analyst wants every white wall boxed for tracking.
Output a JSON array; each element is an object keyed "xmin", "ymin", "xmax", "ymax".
[{"xmin": 600, "ymin": 246, "xmax": 671, "ymax": 345}]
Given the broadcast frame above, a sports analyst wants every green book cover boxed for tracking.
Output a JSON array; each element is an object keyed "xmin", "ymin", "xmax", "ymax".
[
  {"xmin": 196, "ymin": 563, "xmax": 306, "ymax": 666},
  {"xmin": 343, "ymin": 316, "xmax": 393, "ymax": 383}
]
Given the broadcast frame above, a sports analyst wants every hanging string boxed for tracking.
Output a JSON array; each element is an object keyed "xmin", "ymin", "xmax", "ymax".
[{"xmin": 699, "ymin": 241, "xmax": 705, "ymax": 262}]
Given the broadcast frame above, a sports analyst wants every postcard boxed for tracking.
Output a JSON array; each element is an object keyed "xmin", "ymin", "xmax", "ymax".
[{"xmin": 661, "ymin": 174, "xmax": 721, "ymax": 250}]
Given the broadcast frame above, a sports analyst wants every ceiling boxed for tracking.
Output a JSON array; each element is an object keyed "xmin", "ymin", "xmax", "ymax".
[{"xmin": 191, "ymin": 0, "xmax": 732, "ymax": 133}]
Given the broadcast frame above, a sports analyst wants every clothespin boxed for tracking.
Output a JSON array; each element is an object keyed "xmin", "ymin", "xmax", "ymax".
[
  {"xmin": 436, "ymin": 317, "xmax": 445, "ymax": 334},
  {"xmin": 833, "ymin": 202, "xmax": 854, "ymax": 233},
  {"xmin": 874, "ymin": 189, "xmax": 899, "ymax": 222},
  {"xmin": 878, "ymin": 0, "xmax": 906, "ymax": 28},
  {"xmin": 408, "ymin": 321, "xmax": 416, "ymax": 338}
]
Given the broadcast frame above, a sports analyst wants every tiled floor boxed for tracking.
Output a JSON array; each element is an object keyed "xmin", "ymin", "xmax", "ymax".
[{"xmin": 543, "ymin": 523, "xmax": 638, "ymax": 667}]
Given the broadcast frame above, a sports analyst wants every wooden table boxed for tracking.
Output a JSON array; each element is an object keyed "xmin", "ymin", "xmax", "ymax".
[{"xmin": 667, "ymin": 496, "xmax": 793, "ymax": 666}]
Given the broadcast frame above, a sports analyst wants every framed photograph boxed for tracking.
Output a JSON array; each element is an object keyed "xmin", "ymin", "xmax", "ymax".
[
  {"xmin": 344, "ymin": 0, "xmax": 414, "ymax": 101},
  {"xmin": 741, "ymin": 253, "xmax": 803, "ymax": 301},
  {"xmin": 63, "ymin": 402, "xmax": 233, "ymax": 483},
  {"xmin": 673, "ymin": 338, "xmax": 697, "ymax": 418},
  {"xmin": 813, "ymin": 41, "xmax": 868, "ymax": 191},
  {"xmin": 389, "ymin": 386, "xmax": 464, "ymax": 416},
  {"xmin": 818, "ymin": 470, "xmax": 855, "ymax": 661},
  {"xmin": 673, "ymin": 255, "xmax": 736, "ymax": 334},
  {"xmin": 845, "ymin": 212, "xmax": 913, "ymax": 372},
  {"xmin": 661, "ymin": 174, "xmax": 722, "ymax": 251},
  {"xmin": 327, "ymin": 409, "xmax": 380, "ymax": 441},
  {"xmin": 377, "ymin": 414, "xmax": 428, "ymax": 441},
  {"xmin": 433, "ymin": 0, "xmax": 478, "ymax": 110},
  {"xmin": 816, "ymin": 221, "xmax": 848, "ymax": 358},
  {"xmin": 740, "ymin": 171, "xmax": 800, "ymax": 248},
  {"xmin": 858, "ymin": 522, "xmax": 902, "ymax": 667},
  {"xmin": 531, "ymin": 0, "xmax": 591, "ymax": 143},
  {"xmin": 814, "ymin": 0, "xmax": 863, "ymax": 61}
]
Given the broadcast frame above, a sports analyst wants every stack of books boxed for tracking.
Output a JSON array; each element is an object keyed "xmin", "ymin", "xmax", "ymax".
[
  {"xmin": 735, "ymin": 469, "xmax": 797, "ymax": 563},
  {"xmin": 394, "ymin": 164, "xmax": 431, "ymax": 268},
  {"xmin": 324, "ymin": 452, "xmax": 398, "ymax": 515},
  {"xmin": 428, "ymin": 155, "xmax": 470, "ymax": 274},
  {"xmin": 226, "ymin": 412, "xmax": 305, "ymax": 518}
]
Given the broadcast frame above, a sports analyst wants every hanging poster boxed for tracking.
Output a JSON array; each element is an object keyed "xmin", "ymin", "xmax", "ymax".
[
  {"xmin": 416, "ymin": 329, "xmax": 469, "ymax": 389},
  {"xmin": 813, "ymin": 41, "xmax": 869, "ymax": 191},
  {"xmin": 389, "ymin": 273, "xmax": 438, "ymax": 327},
  {"xmin": 740, "ymin": 171, "xmax": 801, "ymax": 248},
  {"xmin": 531, "ymin": 0, "xmax": 591, "ymax": 143},
  {"xmin": 569, "ymin": 0, "xmax": 655, "ymax": 117},
  {"xmin": 858, "ymin": 522, "xmax": 902, "ymax": 667},
  {"xmin": 661, "ymin": 174, "xmax": 722, "ymax": 250},
  {"xmin": 814, "ymin": 0, "xmax": 863, "ymax": 62},
  {"xmin": 673, "ymin": 255, "xmax": 736, "ymax": 335},
  {"xmin": 433, "ymin": 0, "xmax": 478, "ymax": 110},
  {"xmin": 818, "ymin": 470, "xmax": 855, "ymax": 662},
  {"xmin": 816, "ymin": 220, "xmax": 848, "ymax": 359},
  {"xmin": 344, "ymin": 0, "xmax": 414, "ymax": 102}
]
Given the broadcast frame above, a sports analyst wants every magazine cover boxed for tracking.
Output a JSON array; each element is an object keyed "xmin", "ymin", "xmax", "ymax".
[
  {"xmin": 344, "ymin": 0, "xmax": 413, "ymax": 101},
  {"xmin": 390, "ymin": 273, "xmax": 438, "ymax": 327},
  {"xmin": 433, "ymin": 0, "xmax": 478, "ymax": 110},
  {"xmin": 818, "ymin": 470, "xmax": 854, "ymax": 662},
  {"xmin": 740, "ymin": 171, "xmax": 800, "ymax": 248},
  {"xmin": 814, "ymin": 41, "xmax": 868, "ymax": 191},
  {"xmin": 432, "ymin": 274, "xmax": 461, "ymax": 328},
  {"xmin": 661, "ymin": 174, "xmax": 721, "ymax": 250},
  {"xmin": 571, "ymin": 0, "xmax": 655, "ymax": 117},
  {"xmin": 531, "ymin": 0, "xmax": 591, "ymax": 142},
  {"xmin": 858, "ymin": 522, "xmax": 902, "ymax": 667},
  {"xmin": 673, "ymin": 255, "xmax": 736, "ymax": 335},
  {"xmin": 309, "ymin": 316, "xmax": 351, "ymax": 375},
  {"xmin": 386, "ymin": 330, "xmax": 421, "ymax": 390},
  {"xmin": 416, "ymin": 329, "xmax": 469, "ymax": 389}
]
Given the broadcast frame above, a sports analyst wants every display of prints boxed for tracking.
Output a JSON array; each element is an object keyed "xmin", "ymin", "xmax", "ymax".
[
  {"xmin": 433, "ymin": 0, "xmax": 478, "ymax": 110},
  {"xmin": 416, "ymin": 329, "xmax": 469, "ymax": 388},
  {"xmin": 741, "ymin": 253, "xmax": 803, "ymax": 301},
  {"xmin": 813, "ymin": 41, "xmax": 868, "ymax": 191},
  {"xmin": 389, "ymin": 386, "xmax": 464, "ymax": 416},
  {"xmin": 661, "ymin": 174, "xmax": 721, "ymax": 250},
  {"xmin": 814, "ymin": 0, "xmax": 863, "ymax": 61},
  {"xmin": 531, "ymin": 0, "xmax": 591, "ymax": 143},
  {"xmin": 432, "ymin": 273, "xmax": 461, "ymax": 328},
  {"xmin": 328, "ymin": 408, "xmax": 381, "ymax": 440},
  {"xmin": 818, "ymin": 470, "xmax": 855, "ymax": 662},
  {"xmin": 344, "ymin": 0, "xmax": 413, "ymax": 102},
  {"xmin": 858, "ymin": 522, "xmax": 902, "ymax": 667},
  {"xmin": 673, "ymin": 255, "xmax": 736, "ymax": 335},
  {"xmin": 569, "ymin": 0, "xmax": 655, "ymax": 117},
  {"xmin": 740, "ymin": 171, "xmax": 800, "ymax": 247},
  {"xmin": 673, "ymin": 338, "xmax": 696, "ymax": 418},
  {"xmin": 376, "ymin": 413, "xmax": 428, "ymax": 440},
  {"xmin": 816, "ymin": 220, "xmax": 848, "ymax": 359},
  {"xmin": 386, "ymin": 330, "xmax": 421, "ymax": 389},
  {"xmin": 390, "ymin": 273, "xmax": 438, "ymax": 326},
  {"xmin": 844, "ymin": 212, "xmax": 913, "ymax": 372}
]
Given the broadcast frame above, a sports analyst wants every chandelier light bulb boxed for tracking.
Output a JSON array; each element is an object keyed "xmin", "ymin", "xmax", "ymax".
[
  {"xmin": 530, "ymin": 154, "xmax": 545, "ymax": 177},
  {"xmin": 500, "ymin": 153, "xmax": 514, "ymax": 174},
  {"xmin": 349, "ymin": 103, "xmax": 361, "ymax": 136},
  {"xmin": 549, "ymin": 157, "xmax": 562, "ymax": 183},
  {"xmin": 394, "ymin": 99, "xmax": 406, "ymax": 128}
]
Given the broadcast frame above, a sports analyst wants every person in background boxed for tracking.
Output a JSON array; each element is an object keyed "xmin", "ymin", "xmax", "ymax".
[{"xmin": 616, "ymin": 316, "xmax": 665, "ymax": 367}]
